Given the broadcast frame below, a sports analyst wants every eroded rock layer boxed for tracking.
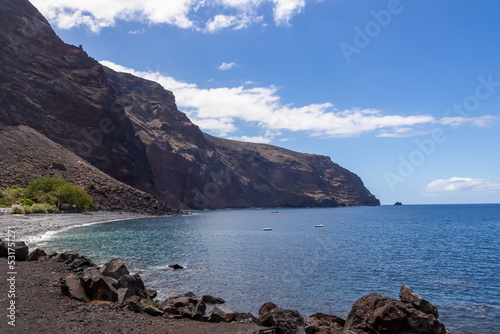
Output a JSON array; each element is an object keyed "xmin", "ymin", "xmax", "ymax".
[{"xmin": 0, "ymin": 0, "xmax": 379, "ymax": 210}]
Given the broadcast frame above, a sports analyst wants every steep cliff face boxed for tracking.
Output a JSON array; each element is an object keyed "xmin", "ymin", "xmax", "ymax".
[
  {"xmin": 0, "ymin": 0, "xmax": 379, "ymax": 210},
  {"xmin": 205, "ymin": 135, "xmax": 380, "ymax": 208},
  {"xmin": 0, "ymin": 0, "xmax": 157, "ymax": 195},
  {"xmin": 105, "ymin": 70, "xmax": 379, "ymax": 209},
  {"xmin": 0, "ymin": 125, "xmax": 176, "ymax": 214}
]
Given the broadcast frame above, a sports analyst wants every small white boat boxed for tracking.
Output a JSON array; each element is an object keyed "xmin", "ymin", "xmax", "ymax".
[
  {"xmin": 314, "ymin": 224, "xmax": 324, "ymax": 228},
  {"xmin": 263, "ymin": 227, "xmax": 273, "ymax": 231}
]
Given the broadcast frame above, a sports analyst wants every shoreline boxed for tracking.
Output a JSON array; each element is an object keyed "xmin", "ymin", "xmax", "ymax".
[
  {"xmin": 0, "ymin": 211, "xmax": 159, "ymax": 244},
  {"xmin": 0, "ymin": 210, "xmax": 453, "ymax": 333},
  {"xmin": 0, "ymin": 211, "xmax": 269, "ymax": 333}
]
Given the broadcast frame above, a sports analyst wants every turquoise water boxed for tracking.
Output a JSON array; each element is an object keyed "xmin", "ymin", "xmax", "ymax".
[{"xmin": 36, "ymin": 205, "xmax": 500, "ymax": 333}]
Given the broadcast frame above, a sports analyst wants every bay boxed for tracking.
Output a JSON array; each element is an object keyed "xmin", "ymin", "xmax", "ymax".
[{"xmin": 36, "ymin": 204, "xmax": 500, "ymax": 334}]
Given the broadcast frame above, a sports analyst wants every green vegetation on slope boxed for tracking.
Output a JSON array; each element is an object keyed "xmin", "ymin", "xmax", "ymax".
[{"xmin": 1, "ymin": 177, "xmax": 96, "ymax": 213}]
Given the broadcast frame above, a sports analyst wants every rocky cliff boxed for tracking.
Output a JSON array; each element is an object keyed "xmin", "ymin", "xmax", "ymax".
[{"xmin": 0, "ymin": 0, "xmax": 379, "ymax": 210}]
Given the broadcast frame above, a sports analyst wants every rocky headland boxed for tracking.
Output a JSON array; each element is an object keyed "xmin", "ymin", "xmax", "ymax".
[{"xmin": 0, "ymin": 0, "xmax": 379, "ymax": 211}]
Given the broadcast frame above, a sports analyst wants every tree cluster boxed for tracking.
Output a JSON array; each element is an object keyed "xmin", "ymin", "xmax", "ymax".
[{"xmin": 0, "ymin": 177, "xmax": 96, "ymax": 213}]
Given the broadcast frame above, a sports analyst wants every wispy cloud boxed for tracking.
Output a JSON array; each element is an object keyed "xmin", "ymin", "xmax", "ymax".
[
  {"xmin": 101, "ymin": 60, "xmax": 498, "ymax": 142},
  {"xmin": 128, "ymin": 28, "xmax": 145, "ymax": 35},
  {"xmin": 218, "ymin": 61, "xmax": 238, "ymax": 71},
  {"xmin": 439, "ymin": 116, "xmax": 498, "ymax": 128},
  {"xmin": 31, "ymin": 0, "xmax": 303, "ymax": 33},
  {"xmin": 425, "ymin": 177, "xmax": 500, "ymax": 193}
]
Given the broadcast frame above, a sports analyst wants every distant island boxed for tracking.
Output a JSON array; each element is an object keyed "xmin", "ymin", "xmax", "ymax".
[{"xmin": 394, "ymin": 202, "xmax": 403, "ymax": 206}]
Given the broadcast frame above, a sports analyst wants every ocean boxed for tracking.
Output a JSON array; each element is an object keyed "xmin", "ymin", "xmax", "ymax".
[{"xmin": 35, "ymin": 204, "xmax": 500, "ymax": 333}]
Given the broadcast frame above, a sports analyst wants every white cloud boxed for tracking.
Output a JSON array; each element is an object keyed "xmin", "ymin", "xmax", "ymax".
[
  {"xmin": 228, "ymin": 135, "xmax": 272, "ymax": 143},
  {"xmin": 426, "ymin": 177, "xmax": 500, "ymax": 193},
  {"xmin": 205, "ymin": 15, "xmax": 237, "ymax": 33},
  {"xmin": 101, "ymin": 60, "xmax": 499, "ymax": 141},
  {"xmin": 273, "ymin": 0, "xmax": 306, "ymax": 25},
  {"xmin": 218, "ymin": 61, "xmax": 238, "ymax": 71},
  {"xmin": 228, "ymin": 129, "xmax": 281, "ymax": 143},
  {"xmin": 30, "ymin": 0, "xmax": 301, "ymax": 33},
  {"xmin": 203, "ymin": 13, "xmax": 263, "ymax": 33},
  {"xmin": 191, "ymin": 117, "xmax": 237, "ymax": 136}
]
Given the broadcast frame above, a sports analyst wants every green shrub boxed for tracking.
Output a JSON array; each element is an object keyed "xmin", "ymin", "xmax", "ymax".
[
  {"xmin": 45, "ymin": 204, "xmax": 59, "ymax": 213},
  {"xmin": 6, "ymin": 187, "xmax": 25, "ymax": 200},
  {"xmin": 30, "ymin": 203, "xmax": 47, "ymax": 213},
  {"xmin": 0, "ymin": 198, "xmax": 13, "ymax": 208},
  {"xmin": 40, "ymin": 192, "xmax": 59, "ymax": 206},
  {"xmin": 25, "ymin": 177, "xmax": 95, "ymax": 210},
  {"xmin": 25, "ymin": 177, "xmax": 67, "ymax": 198},
  {"xmin": 20, "ymin": 198, "xmax": 35, "ymax": 206},
  {"xmin": 11, "ymin": 206, "xmax": 24, "ymax": 214},
  {"xmin": 23, "ymin": 205, "xmax": 33, "ymax": 214},
  {"xmin": 30, "ymin": 203, "xmax": 59, "ymax": 214},
  {"xmin": 58, "ymin": 183, "xmax": 96, "ymax": 210},
  {"xmin": 0, "ymin": 190, "xmax": 5, "ymax": 198}
]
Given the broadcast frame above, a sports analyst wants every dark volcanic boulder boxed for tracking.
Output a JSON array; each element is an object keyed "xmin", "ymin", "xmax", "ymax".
[
  {"xmin": 114, "ymin": 273, "xmax": 147, "ymax": 303},
  {"xmin": 344, "ymin": 293, "xmax": 446, "ymax": 334},
  {"xmin": 53, "ymin": 251, "xmax": 79, "ymax": 263},
  {"xmin": 208, "ymin": 305, "xmax": 236, "ymax": 323},
  {"xmin": 159, "ymin": 292, "xmax": 206, "ymax": 320},
  {"xmin": 168, "ymin": 264, "xmax": 184, "ymax": 270},
  {"xmin": 67, "ymin": 255, "xmax": 97, "ymax": 271},
  {"xmin": 259, "ymin": 302, "xmax": 306, "ymax": 334},
  {"xmin": 125, "ymin": 295, "xmax": 143, "ymax": 313},
  {"xmin": 202, "ymin": 295, "xmax": 226, "ymax": 304},
  {"xmin": 89, "ymin": 276, "xmax": 119, "ymax": 302},
  {"xmin": 100, "ymin": 258, "xmax": 130, "ymax": 279},
  {"xmin": 143, "ymin": 305, "xmax": 165, "ymax": 317},
  {"xmin": 305, "ymin": 313, "xmax": 345, "ymax": 334},
  {"xmin": 74, "ymin": 258, "xmax": 147, "ymax": 303},
  {"xmin": 125, "ymin": 295, "xmax": 164, "ymax": 316},
  {"xmin": 14, "ymin": 241, "xmax": 29, "ymax": 261},
  {"xmin": 399, "ymin": 284, "xmax": 439, "ymax": 319},
  {"xmin": 0, "ymin": 241, "xmax": 6, "ymax": 257},
  {"xmin": 0, "ymin": 241, "xmax": 29, "ymax": 260},
  {"xmin": 233, "ymin": 312, "xmax": 259, "ymax": 324},
  {"xmin": 26, "ymin": 248, "xmax": 47, "ymax": 261},
  {"xmin": 61, "ymin": 276, "xmax": 90, "ymax": 302},
  {"xmin": 79, "ymin": 267, "xmax": 118, "ymax": 302},
  {"xmin": 259, "ymin": 302, "xmax": 279, "ymax": 320},
  {"xmin": 146, "ymin": 289, "xmax": 158, "ymax": 299}
]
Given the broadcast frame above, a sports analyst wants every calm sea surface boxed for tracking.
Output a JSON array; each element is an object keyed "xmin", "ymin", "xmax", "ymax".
[{"xmin": 36, "ymin": 205, "xmax": 500, "ymax": 333}]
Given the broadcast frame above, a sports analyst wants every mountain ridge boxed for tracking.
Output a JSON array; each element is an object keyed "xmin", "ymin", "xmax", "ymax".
[{"xmin": 0, "ymin": 0, "xmax": 379, "ymax": 210}]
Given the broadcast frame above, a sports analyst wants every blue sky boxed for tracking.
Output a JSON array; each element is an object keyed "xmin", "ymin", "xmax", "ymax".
[{"xmin": 30, "ymin": 0, "xmax": 500, "ymax": 205}]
